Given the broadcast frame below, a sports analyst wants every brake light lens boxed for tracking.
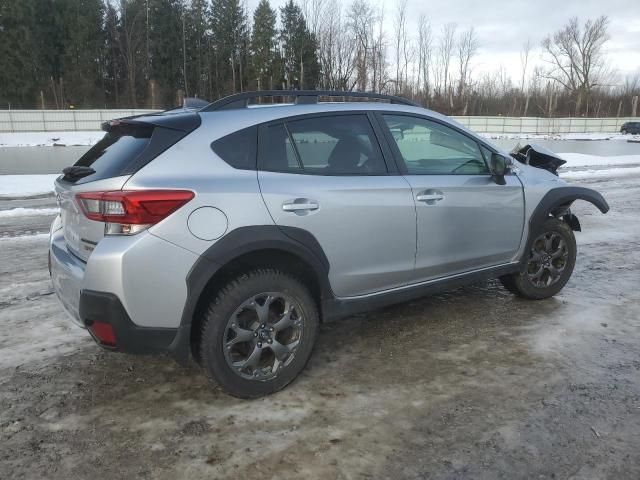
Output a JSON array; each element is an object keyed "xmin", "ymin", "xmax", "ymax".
[{"xmin": 76, "ymin": 190, "xmax": 194, "ymax": 235}]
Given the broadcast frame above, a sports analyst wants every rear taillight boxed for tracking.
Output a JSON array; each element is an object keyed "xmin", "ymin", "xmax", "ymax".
[{"xmin": 75, "ymin": 190, "xmax": 194, "ymax": 235}]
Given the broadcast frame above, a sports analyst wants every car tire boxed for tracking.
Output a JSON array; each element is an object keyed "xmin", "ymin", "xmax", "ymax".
[
  {"xmin": 621, "ymin": 129, "xmax": 627, "ymax": 135},
  {"xmin": 500, "ymin": 218, "xmax": 576, "ymax": 300},
  {"xmin": 199, "ymin": 269, "xmax": 319, "ymax": 398}
]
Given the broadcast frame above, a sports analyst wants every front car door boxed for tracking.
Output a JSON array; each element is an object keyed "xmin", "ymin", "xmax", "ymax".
[
  {"xmin": 378, "ymin": 113, "xmax": 525, "ymax": 282},
  {"xmin": 257, "ymin": 112, "xmax": 417, "ymax": 297}
]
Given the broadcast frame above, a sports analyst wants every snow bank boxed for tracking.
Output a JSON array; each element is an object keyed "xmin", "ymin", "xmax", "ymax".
[
  {"xmin": 482, "ymin": 132, "xmax": 640, "ymax": 142},
  {"xmin": 0, "ymin": 174, "xmax": 58, "ymax": 197},
  {"xmin": 0, "ymin": 233, "xmax": 50, "ymax": 242},
  {"xmin": 558, "ymin": 153, "xmax": 640, "ymax": 168},
  {"xmin": 0, "ymin": 131, "xmax": 103, "ymax": 148},
  {"xmin": 561, "ymin": 166, "xmax": 640, "ymax": 180},
  {"xmin": 557, "ymin": 152, "xmax": 640, "ymax": 180},
  {"xmin": 0, "ymin": 207, "xmax": 59, "ymax": 218}
]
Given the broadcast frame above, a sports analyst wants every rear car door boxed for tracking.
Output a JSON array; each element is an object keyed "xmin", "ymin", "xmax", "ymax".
[
  {"xmin": 379, "ymin": 113, "xmax": 525, "ymax": 281},
  {"xmin": 257, "ymin": 112, "xmax": 416, "ymax": 297}
]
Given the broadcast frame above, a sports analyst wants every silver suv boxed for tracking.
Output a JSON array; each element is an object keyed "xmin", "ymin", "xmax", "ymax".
[{"xmin": 49, "ymin": 91, "xmax": 609, "ymax": 398}]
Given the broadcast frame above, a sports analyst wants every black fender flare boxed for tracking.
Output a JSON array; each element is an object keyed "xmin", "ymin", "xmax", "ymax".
[
  {"xmin": 167, "ymin": 225, "xmax": 331, "ymax": 364},
  {"xmin": 518, "ymin": 186, "xmax": 609, "ymax": 269}
]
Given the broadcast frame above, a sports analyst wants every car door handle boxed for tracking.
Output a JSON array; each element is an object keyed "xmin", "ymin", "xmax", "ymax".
[
  {"xmin": 282, "ymin": 200, "xmax": 319, "ymax": 212},
  {"xmin": 416, "ymin": 191, "xmax": 445, "ymax": 204}
]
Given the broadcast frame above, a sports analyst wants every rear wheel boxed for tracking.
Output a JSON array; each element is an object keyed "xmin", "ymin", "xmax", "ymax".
[
  {"xmin": 621, "ymin": 129, "xmax": 628, "ymax": 135},
  {"xmin": 500, "ymin": 218, "xmax": 576, "ymax": 299},
  {"xmin": 199, "ymin": 269, "xmax": 319, "ymax": 398}
]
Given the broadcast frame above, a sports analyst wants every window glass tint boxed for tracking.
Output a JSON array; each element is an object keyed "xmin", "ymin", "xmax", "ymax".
[
  {"xmin": 383, "ymin": 115, "xmax": 489, "ymax": 175},
  {"xmin": 479, "ymin": 144, "xmax": 494, "ymax": 163},
  {"xmin": 261, "ymin": 115, "xmax": 386, "ymax": 175},
  {"xmin": 212, "ymin": 125, "xmax": 257, "ymax": 169},
  {"xmin": 73, "ymin": 124, "xmax": 153, "ymax": 180},
  {"xmin": 260, "ymin": 123, "xmax": 301, "ymax": 172}
]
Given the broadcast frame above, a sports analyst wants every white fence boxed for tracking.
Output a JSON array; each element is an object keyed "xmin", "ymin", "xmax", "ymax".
[
  {"xmin": 451, "ymin": 116, "xmax": 638, "ymax": 135},
  {"xmin": 0, "ymin": 109, "xmax": 160, "ymax": 132},
  {"xmin": 0, "ymin": 109, "xmax": 637, "ymax": 134}
]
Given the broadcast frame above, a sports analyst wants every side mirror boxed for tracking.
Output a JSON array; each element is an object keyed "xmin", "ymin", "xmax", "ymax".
[{"xmin": 490, "ymin": 153, "xmax": 507, "ymax": 185}]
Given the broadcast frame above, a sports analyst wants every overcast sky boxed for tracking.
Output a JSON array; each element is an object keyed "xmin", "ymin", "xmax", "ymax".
[{"xmin": 247, "ymin": 0, "xmax": 640, "ymax": 84}]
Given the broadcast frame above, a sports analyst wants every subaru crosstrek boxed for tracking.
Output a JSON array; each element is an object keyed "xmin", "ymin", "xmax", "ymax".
[{"xmin": 50, "ymin": 91, "xmax": 609, "ymax": 398}]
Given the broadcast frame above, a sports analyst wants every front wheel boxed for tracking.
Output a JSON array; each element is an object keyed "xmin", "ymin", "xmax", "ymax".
[
  {"xmin": 500, "ymin": 218, "xmax": 577, "ymax": 299},
  {"xmin": 199, "ymin": 269, "xmax": 319, "ymax": 398},
  {"xmin": 621, "ymin": 129, "xmax": 628, "ymax": 135}
]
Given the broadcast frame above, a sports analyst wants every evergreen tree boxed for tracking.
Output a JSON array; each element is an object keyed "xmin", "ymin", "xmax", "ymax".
[
  {"xmin": 210, "ymin": 0, "xmax": 249, "ymax": 96},
  {"xmin": 59, "ymin": 0, "xmax": 105, "ymax": 107},
  {"xmin": 279, "ymin": 0, "xmax": 320, "ymax": 90},
  {"xmin": 250, "ymin": 0, "xmax": 278, "ymax": 91},
  {"xmin": 184, "ymin": 0, "xmax": 211, "ymax": 99},
  {"xmin": 0, "ymin": 0, "xmax": 40, "ymax": 106},
  {"xmin": 147, "ymin": 0, "xmax": 184, "ymax": 106}
]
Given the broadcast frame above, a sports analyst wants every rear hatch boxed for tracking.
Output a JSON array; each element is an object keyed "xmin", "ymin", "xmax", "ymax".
[{"xmin": 55, "ymin": 111, "xmax": 201, "ymax": 262}]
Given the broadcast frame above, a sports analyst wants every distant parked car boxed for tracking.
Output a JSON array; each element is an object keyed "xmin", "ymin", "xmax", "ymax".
[{"xmin": 620, "ymin": 122, "xmax": 640, "ymax": 134}]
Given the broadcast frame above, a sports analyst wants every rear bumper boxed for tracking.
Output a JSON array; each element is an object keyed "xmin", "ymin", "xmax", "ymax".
[
  {"xmin": 80, "ymin": 290, "xmax": 178, "ymax": 354},
  {"xmin": 49, "ymin": 228, "xmax": 186, "ymax": 356},
  {"xmin": 50, "ymin": 228, "xmax": 85, "ymax": 326}
]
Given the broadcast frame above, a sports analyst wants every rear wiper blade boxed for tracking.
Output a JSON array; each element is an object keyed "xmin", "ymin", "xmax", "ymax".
[{"xmin": 62, "ymin": 166, "xmax": 95, "ymax": 180}]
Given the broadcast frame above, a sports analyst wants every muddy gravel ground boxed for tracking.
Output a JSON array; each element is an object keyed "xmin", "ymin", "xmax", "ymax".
[{"xmin": 1, "ymin": 174, "xmax": 639, "ymax": 480}]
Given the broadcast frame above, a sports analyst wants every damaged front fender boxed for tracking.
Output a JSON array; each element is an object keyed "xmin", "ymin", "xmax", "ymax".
[{"xmin": 510, "ymin": 143, "xmax": 567, "ymax": 175}]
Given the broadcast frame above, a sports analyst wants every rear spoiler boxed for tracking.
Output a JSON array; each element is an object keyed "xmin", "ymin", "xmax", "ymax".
[{"xmin": 101, "ymin": 110, "xmax": 201, "ymax": 133}]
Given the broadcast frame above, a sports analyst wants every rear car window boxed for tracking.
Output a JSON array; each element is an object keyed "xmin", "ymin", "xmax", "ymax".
[
  {"xmin": 260, "ymin": 114, "xmax": 387, "ymax": 175},
  {"xmin": 73, "ymin": 124, "xmax": 153, "ymax": 181},
  {"xmin": 211, "ymin": 126, "xmax": 258, "ymax": 170}
]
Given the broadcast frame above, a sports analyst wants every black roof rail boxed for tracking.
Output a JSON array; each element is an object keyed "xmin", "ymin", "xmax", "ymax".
[{"xmin": 201, "ymin": 90, "xmax": 421, "ymax": 112}]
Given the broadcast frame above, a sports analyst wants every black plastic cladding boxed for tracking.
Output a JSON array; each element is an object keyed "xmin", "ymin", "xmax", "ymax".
[{"xmin": 519, "ymin": 186, "xmax": 609, "ymax": 269}]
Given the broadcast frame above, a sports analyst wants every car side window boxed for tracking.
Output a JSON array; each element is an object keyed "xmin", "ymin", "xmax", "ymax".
[
  {"xmin": 261, "ymin": 123, "xmax": 301, "ymax": 172},
  {"xmin": 383, "ymin": 114, "xmax": 489, "ymax": 175},
  {"xmin": 260, "ymin": 114, "xmax": 387, "ymax": 175},
  {"xmin": 211, "ymin": 125, "xmax": 258, "ymax": 170}
]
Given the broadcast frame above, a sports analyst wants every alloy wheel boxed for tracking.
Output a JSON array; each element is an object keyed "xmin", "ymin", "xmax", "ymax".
[
  {"xmin": 527, "ymin": 232, "xmax": 569, "ymax": 288},
  {"xmin": 222, "ymin": 292, "xmax": 303, "ymax": 380}
]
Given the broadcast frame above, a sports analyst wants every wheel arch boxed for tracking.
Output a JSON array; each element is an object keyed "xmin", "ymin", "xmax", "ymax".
[
  {"xmin": 518, "ymin": 186, "xmax": 609, "ymax": 268},
  {"xmin": 167, "ymin": 226, "xmax": 332, "ymax": 365}
]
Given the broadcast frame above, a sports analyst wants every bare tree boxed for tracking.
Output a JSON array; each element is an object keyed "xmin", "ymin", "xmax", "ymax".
[
  {"xmin": 370, "ymin": 3, "xmax": 389, "ymax": 92},
  {"xmin": 317, "ymin": 0, "xmax": 356, "ymax": 90},
  {"xmin": 519, "ymin": 37, "xmax": 532, "ymax": 93},
  {"xmin": 436, "ymin": 22, "xmax": 456, "ymax": 101},
  {"xmin": 392, "ymin": 0, "xmax": 409, "ymax": 93},
  {"xmin": 541, "ymin": 16, "xmax": 611, "ymax": 115},
  {"xmin": 456, "ymin": 27, "xmax": 478, "ymax": 99},
  {"xmin": 416, "ymin": 15, "xmax": 432, "ymax": 102},
  {"xmin": 348, "ymin": 0, "xmax": 375, "ymax": 91}
]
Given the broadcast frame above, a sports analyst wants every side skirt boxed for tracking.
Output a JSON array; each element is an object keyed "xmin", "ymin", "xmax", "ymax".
[{"xmin": 322, "ymin": 263, "xmax": 520, "ymax": 322}]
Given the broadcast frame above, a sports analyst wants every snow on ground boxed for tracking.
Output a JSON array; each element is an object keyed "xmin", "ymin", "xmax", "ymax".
[
  {"xmin": 0, "ymin": 233, "xmax": 50, "ymax": 242},
  {"xmin": 0, "ymin": 207, "xmax": 58, "ymax": 218},
  {"xmin": 560, "ymin": 166, "xmax": 640, "ymax": 180},
  {"xmin": 558, "ymin": 153, "xmax": 640, "ymax": 168},
  {"xmin": 0, "ymin": 131, "xmax": 103, "ymax": 148},
  {"xmin": 0, "ymin": 174, "xmax": 58, "ymax": 197},
  {"xmin": 481, "ymin": 132, "xmax": 640, "ymax": 142}
]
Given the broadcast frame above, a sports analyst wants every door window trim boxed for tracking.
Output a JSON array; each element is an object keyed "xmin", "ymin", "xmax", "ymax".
[
  {"xmin": 257, "ymin": 110, "xmax": 396, "ymax": 176},
  {"xmin": 373, "ymin": 111, "xmax": 499, "ymax": 176}
]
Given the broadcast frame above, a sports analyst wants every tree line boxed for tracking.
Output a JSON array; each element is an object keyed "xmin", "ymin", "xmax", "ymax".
[{"xmin": 0, "ymin": 0, "xmax": 638, "ymax": 117}]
